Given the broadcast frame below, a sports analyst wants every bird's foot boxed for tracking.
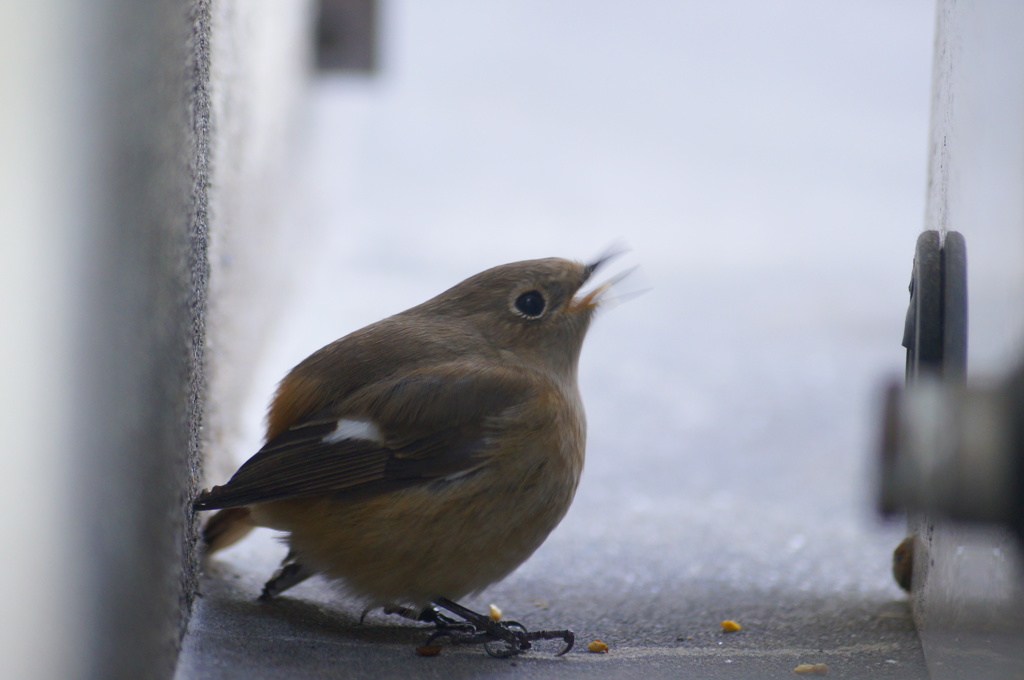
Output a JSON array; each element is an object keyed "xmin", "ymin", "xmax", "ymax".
[
  {"xmin": 420, "ymin": 597, "xmax": 574, "ymax": 658},
  {"xmin": 259, "ymin": 551, "xmax": 312, "ymax": 601}
]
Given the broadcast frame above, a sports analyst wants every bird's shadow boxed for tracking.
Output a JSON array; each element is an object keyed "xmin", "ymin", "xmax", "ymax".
[{"xmin": 195, "ymin": 567, "xmax": 431, "ymax": 650}]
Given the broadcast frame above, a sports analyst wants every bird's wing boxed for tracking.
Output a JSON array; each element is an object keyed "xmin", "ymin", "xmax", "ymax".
[{"xmin": 193, "ymin": 363, "xmax": 539, "ymax": 510}]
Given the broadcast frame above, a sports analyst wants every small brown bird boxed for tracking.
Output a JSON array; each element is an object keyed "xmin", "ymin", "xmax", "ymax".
[{"xmin": 195, "ymin": 256, "xmax": 616, "ymax": 656}]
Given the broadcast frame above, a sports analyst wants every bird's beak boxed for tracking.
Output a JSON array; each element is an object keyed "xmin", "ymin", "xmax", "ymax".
[
  {"xmin": 572, "ymin": 246, "xmax": 633, "ymax": 311},
  {"xmin": 585, "ymin": 244, "xmax": 627, "ymax": 277},
  {"xmin": 572, "ymin": 280, "xmax": 613, "ymax": 311}
]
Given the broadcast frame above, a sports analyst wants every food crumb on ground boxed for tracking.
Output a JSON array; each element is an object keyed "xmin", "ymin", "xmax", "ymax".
[{"xmin": 794, "ymin": 663, "xmax": 828, "ymax": 675}]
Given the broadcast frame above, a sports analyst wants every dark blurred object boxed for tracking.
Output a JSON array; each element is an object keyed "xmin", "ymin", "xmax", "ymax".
[
  {"xmin": 881, "ymin": 363, "xmax": 1022, "ymax": 531},
  {"xmin": 901, "ymin": 231, "xmax": 968, "ymax": 382},
  {"xmin": 882, "ymin": 230, "xmax": 1024, "ymax": 534},
  {"xmin": 892, "ymin": 536, "xmax": 914, "ymax": 592},
  {"xmin": 880, "ymin": 231, "xmax": 980, "ymax": 521},
  {"xmin": 317, "ymin": 0, "xmax": 377, "ymax": 72}
]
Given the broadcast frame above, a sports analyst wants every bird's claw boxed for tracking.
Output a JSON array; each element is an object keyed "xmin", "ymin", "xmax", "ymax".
[
  {"xmin": 522, "ymin": 627, "xmax": 575, "ymax": 657},
  {"xmin": 420, "ymin": 598, "xmax": 575, "ymax": 657},
  {"xmin": 478, "ymin": 622, "xmax": 575, "ymax": 658}
]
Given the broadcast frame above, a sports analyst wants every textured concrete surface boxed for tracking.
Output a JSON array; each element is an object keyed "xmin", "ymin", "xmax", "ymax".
[
  {"xmin": 2, "ymin": 2, "xmax": 212, "ymax": 679},
  {"xmin": 2, "ymin": 2, "xmax": 313, "ymax": 678},
  {"xmin": 178, "ymin": 2, "xmax": 934, "ymax": 678},
  {"xmin": 70, "ymin": 2, "xmax": 211, "ymax": 677}
]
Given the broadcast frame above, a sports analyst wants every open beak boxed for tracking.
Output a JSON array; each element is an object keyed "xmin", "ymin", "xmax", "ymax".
[
  {"xmin": 573, "ymin": 280, "xmax": 614, "ymax": 311},
  {"xmin": 585, "ymin": 243, "xmax": 628, "ymax": 276},
  {"xmin": 572, "ymin": 246, "xmax": 634, "ymax": 311}
]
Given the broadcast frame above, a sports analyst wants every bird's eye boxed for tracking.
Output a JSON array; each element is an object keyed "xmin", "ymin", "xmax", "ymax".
[{"xmin": 514, "ymin": 290, "xmax": 546, "ymax": 317}]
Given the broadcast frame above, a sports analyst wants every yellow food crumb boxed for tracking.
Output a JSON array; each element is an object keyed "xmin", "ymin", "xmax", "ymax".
[
  {"xmin": 720, "ymin": 620, "xmax": 742, "ymax": 632},
  {"xmin": 488, "ymin": 604, "xmax": 502, "ymax": 621},
  {"xmin": 587, "ymin": 639, "xmax": 609, "ymax": 653},
  {"xmin": 415, "ymin": 644, "xmax": 443, "ymax": 657},
  {"xmin": 794, "ymin": 663, "xmax": 828, "ymax": 675}
]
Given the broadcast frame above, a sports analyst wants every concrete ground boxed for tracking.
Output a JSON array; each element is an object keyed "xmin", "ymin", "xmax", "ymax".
[{"xmin": 177, "ymin": 3, "xmax": 935, "ymax": 678}]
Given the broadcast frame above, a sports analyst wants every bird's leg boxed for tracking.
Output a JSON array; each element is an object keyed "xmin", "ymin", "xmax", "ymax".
[
  {"xmin": 259, "ymin": 550, "xmax": 313, "ymax": 601},
  {"xmin": 424, "ymin": 597, "xmax": 574, "ymax": 658},
  {"xmin": 375, "ymin": 602, "xmax": 472, "ymax": 634},
  {"xmin": 381, "ymin": 603, "xmax": 458, "ymax": 626}
]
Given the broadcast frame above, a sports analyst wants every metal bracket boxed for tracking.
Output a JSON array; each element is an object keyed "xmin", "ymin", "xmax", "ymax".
[{"xmin": 881, "ymin": 230, "xmax": 968, "ymax": 517}]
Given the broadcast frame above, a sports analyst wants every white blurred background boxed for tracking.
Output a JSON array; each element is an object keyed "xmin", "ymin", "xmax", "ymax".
[{"xmin": 242, "ymin": 0, "xmax": 936, "ymax": 514}]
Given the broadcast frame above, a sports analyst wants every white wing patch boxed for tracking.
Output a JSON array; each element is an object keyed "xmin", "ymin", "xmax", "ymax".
[{"xmin": 322, "ymin": 418, "xmax": 383, "ymax": 444}]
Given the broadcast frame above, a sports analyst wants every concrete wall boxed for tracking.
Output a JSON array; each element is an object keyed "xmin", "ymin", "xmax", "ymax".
[
  {"xmin": 204, "ymin": 0, "xmax": 315, "ymax": 487},
  {"xmin": 0, "ymin": 2, "xmax": 313, "ymax": 678},
  {"xmin": 911, "ymin": 1, "xmax": 1024, "ymax": 677}
]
